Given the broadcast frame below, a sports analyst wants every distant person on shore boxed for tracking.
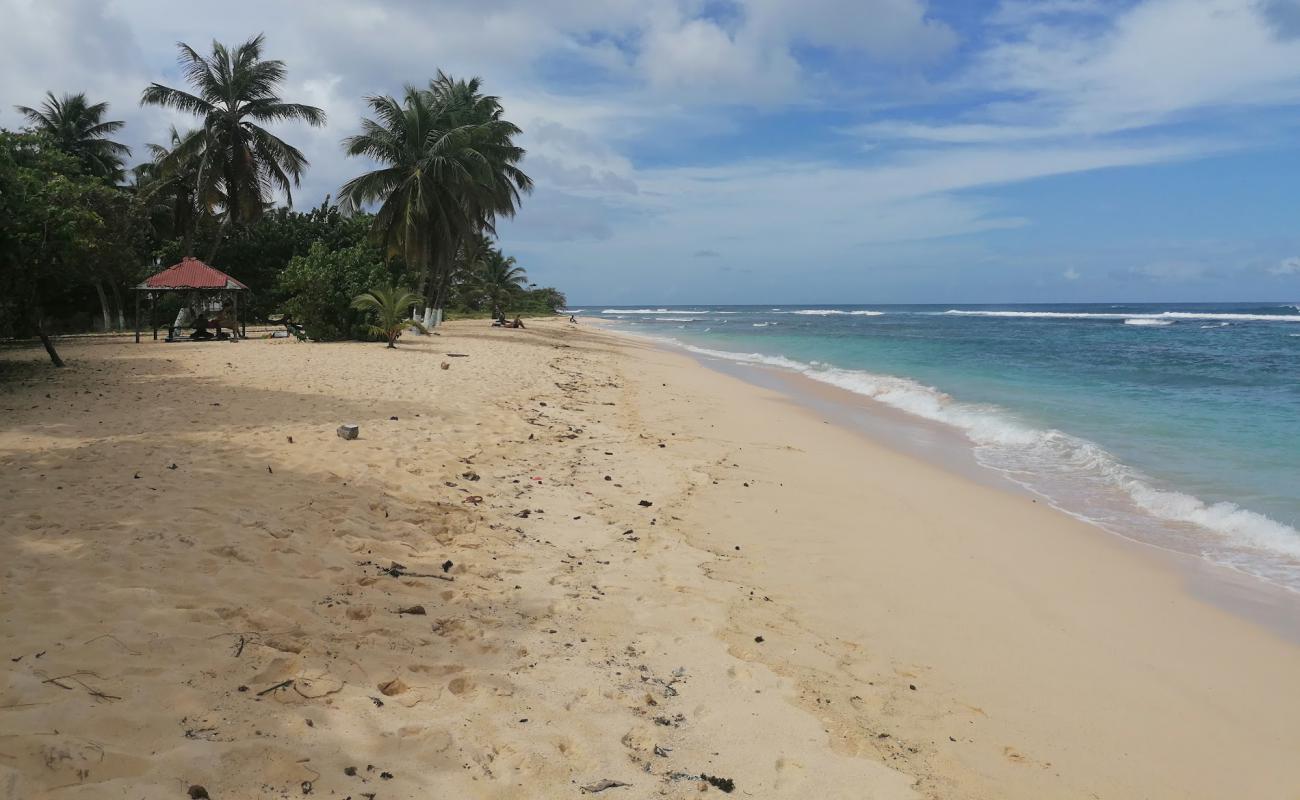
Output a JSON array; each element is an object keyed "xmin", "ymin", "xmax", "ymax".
[
  {"xmin": 512, "ymin": 315, "xmax": 526, "ymax": 329},
  {"xmin": 569, "ymin": 314, "xmax": 577, "ymax": 324}
]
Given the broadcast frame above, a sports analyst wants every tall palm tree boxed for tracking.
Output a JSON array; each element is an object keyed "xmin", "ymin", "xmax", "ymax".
[
  {"xmin": 425, "ymin": 72, "xmax": 532, "ymax": 309},
  {"xmin": 15, "ymin": 92, "xmax": 131, "ymax": 181},
  {"xmin": 476, "ymin": 250, "xmax": 528, "ymax": 318},
  {"xmin": 352, "ymin": 283, "xmax": 427, "ymax": 347},
  {"xmin": 339, "ymin": 73, "xmax": 531, "ymax": 311},
  {"xmin": 340, "ymin": 87, "xmax": 457, "ymax": 303},
  {"xmin": 140, "ymin": 34, "xmax": 325, "ymax": 257}
]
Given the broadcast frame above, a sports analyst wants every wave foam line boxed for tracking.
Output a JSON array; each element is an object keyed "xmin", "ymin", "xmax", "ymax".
[
  {"xmin": 678, "ymin": 342, "xmax": 1300, "ymax": 568},
  {"xmin": 784, "ymin": 309, "xmax": 884, "ymax": 316},
  {"xmin": 945, "ymin": 310, "xmax": 1300, "ymax": 322},
  {"xmin": 602, "ymin": 308, "xmax": 711, "ymax": 314}
]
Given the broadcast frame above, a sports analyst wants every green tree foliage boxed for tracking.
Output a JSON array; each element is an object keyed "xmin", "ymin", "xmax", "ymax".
[
  {"xmin": 15, "ymin": 92, "xmax": 131, "ymax": 182},
  {"xmin": 141, "ymin": 34, "xmax": 325, "ymax": 257},
  {"xmin": 133, "ymin": 126, "xmax": 208, "ymax": 254},
  {"xmin": 0, "ymin": 132, "xmax": 119, "ymax": 364},
  {"xmin": 476, "ymin": 251, "xmax": 527, "ymax": 318},
  {"xmin": 352, "ymin": 283, "xmax": 427, "ymax": 347},
  {"xmin": 2, "ymin": 55, "xmax": 558, "ymax": 356},
  {"xmin": 186, "ymin": 201, "xmax": 386, "ymax": 321},
  {"xmin": 339, "ymin": 72, "xmax": 531, "ymax": 307},
  {"xmin": 278, "ymin": 241, "xmax": 394, "ymax": 341}
]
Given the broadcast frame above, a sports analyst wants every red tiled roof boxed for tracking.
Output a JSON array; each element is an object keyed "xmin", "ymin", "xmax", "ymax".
[{"xmin": 138, "ymin": 257, "xmax": 248, "ymax": 290}]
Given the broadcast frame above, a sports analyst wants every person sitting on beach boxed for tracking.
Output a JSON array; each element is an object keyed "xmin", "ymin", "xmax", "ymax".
[
  {"xmin": 569, "ymin": 315, "xmax": 577, "ymax": 324},
  {"xmin": 511, "ymin": 316, "xmax": 526, "ymax": 329},
  {"xmin": 191, "ymin": 317, "xmax": 215, "ymax": 340}
]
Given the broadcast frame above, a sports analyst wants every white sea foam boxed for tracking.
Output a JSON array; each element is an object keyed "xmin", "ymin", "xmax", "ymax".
[
  {"xmin": 1123, "ymin": 318, "xmax": 1172, "ymax": 326},
  {"xmin": 785, "ymin": 309, "xmax": 884, "ymax": 316},
  {"xmin": 677, "ymin": 341, "xmax": 1300, "ymax": 576},
  {"xmin": 654, "ymin": 317, "xmax": 701, "ymax": 322},
  {"xmin": 602, "ymin": 308, "xmax": 712, "ymax": 314},
  {"xmin": 945, "ymin": 310, "xmax": 1300, "ymax": 323},
  {"xmin": 560, "ymin": 309, "xmax": 583, "ymax": 314}
]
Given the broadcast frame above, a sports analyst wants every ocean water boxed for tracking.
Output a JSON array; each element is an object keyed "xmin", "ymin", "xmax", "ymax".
[{"xmin": 576, "ymin": 303, "xmax": 1300, "ymax": 591}]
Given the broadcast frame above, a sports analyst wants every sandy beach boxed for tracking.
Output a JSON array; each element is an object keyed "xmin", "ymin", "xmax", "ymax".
[{"xmin": 3, "ymin": 320, "xmax": 1300, "ymax": 799}]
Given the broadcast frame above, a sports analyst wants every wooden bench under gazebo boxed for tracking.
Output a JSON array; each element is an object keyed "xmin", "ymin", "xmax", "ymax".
[{"xmin": 134, "ymin": 257, "xmax": 248, "ymax": 343}]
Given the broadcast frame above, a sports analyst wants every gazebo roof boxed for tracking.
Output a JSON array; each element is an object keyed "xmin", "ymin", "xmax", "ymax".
[{"xmin": 137, "ymin": 257, "xmax": 248, "ymax": 291}]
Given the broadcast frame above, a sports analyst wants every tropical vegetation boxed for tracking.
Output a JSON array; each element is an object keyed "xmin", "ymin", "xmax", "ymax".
[
  {"xmin": 0, "ymin": 34, "xmax": 561, "ymax": 368},
  {"xmin": 339, "ymin": 72, "xmax": 532, "ymax": 311},
  {"xmin": 352, "ymin": 283, "xmax": 427, "ymax": 347},
  {"xmin": 15, "ymin": 92, "xmax": 131, "ymax": 181},
  {"xmin": 140, "ymin": 34, "xmax": 326, "ymax": 259}
]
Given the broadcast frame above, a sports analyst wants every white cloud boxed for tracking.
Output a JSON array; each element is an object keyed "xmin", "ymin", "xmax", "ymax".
[
  {"xmin": 1270, "ymin": 256, "xmax": 1300, "ymax": 275},
  {"xmin": 857, "ymin": 0, "xmax": 1300, "ymax": 148},
  {"xmin": 4, "ymin": 0, "xmax": 1298, "ymax": 302}
]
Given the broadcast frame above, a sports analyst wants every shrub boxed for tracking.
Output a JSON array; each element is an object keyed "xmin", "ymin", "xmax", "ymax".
[{"xmin": 278, "ymin": 241, "xmax": 394, "ymax": 341}]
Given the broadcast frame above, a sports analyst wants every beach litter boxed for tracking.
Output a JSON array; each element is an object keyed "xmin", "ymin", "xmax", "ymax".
[
  {"xmin": 668, "ymin": 773, "xmax": 736, "ymax": 793},
  {"xmin": 359, "ymin": 560, "xmax": 454, "ymax": 582}
]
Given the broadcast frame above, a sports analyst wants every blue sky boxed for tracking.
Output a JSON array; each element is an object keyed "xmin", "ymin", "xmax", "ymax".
[{"xmin": 4, "ymin": 0, "xmax": 1300, "ymax": 303}]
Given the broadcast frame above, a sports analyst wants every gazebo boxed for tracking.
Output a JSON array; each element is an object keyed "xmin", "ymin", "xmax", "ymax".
[{"xmin": 133, "ymin": 257, "xmax": 248, "ymax": 343}]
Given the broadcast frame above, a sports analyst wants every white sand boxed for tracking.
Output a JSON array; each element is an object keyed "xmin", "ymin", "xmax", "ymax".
[{"xmin": 1, "ymin": 321, "xmax": 1298, "ymax": 799}]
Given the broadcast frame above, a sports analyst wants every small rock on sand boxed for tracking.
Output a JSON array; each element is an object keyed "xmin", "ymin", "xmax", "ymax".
[{"xmin": 336, "ymin": 424, "xmax": 359, "ymax": 440}]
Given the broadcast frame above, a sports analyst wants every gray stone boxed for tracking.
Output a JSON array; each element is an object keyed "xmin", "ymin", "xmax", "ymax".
[{"xmin": 337, "ymin": 424, "xmax": 359, "ymax": 440}]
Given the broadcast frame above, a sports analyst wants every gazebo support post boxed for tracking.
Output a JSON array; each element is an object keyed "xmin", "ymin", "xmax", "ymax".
[
  {"xmin": 134, "ymin": 291, "xmax": 141, "ymax": 343},
  {"xmin": 151, "ymin": 294, "xmax": 158, "ymax": 339},
  {"xmin": 232, "ymin": 292, "xmax": 239, "ymax": 340}
]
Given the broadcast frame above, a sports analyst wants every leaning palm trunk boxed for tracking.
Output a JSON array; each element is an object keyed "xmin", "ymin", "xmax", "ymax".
[{"xmin": 32, "ymin": 308, "xmax": 64, "ymax": 367}]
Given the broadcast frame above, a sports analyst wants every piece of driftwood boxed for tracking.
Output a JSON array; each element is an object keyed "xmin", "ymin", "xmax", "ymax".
[{"xmin": 580, "ymin": 779, "xmax": 630, "ymax": 793}]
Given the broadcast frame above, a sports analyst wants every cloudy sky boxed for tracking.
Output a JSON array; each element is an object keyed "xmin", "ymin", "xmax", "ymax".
[{"xmin": 4, "ymin": 0, "xmax": 1300, "ymax": 304}]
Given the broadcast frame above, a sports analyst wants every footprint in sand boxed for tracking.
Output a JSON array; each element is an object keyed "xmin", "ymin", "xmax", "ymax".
[{"xmin": 447, "ymin": 676, "xmax": 474, "ymax": 696}]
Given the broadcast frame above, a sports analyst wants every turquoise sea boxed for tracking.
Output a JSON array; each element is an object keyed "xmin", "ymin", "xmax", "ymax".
[{"xmin": 578, "ymin": 303, "xmax": 1300, "ymax": 591}]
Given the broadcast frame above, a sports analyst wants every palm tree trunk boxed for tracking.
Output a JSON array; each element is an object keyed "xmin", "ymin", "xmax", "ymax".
[
  {"xmin": 206, "ymin": 215, "xmax": 232, "ymax": 262},
  {"xmin": 33, "ymin": 310, "xmax": 64, "ymax": 367},
  {"xmin": 110, "ymin": 283, "xmax": 127, "ymax": 330},
  {"xmin": 93, "ymin": 281, "xmax": 113, "ymax": 331}
]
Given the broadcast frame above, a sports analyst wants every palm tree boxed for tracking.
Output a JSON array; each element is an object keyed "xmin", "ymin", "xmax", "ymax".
[
  {"xmin": 339, "ymin": 73, "xmax": 531, "ymax": 312},
  {"xmin": 340, "ymin": 88, "xmax": 459, "ymax": 304},
  {"xmin": 352, "ymin": 283, "xmax": 428, "ymax": 347},
  {"xmin": 134, "ymin": 126, "xmax": 209, "ymax": 254},
  {"xmin": 425, "ymin": 72, "xmax": 532, "ymax": 309},
  {"xmin": 476, "ymin": 250, "xmax": 528, "ymax": 319},
  {"xmin": 15, "ymin": 92, "xmax": 131, "ymax": 181},
  {"xmin": 140, "ymin": 34, "xmax": 325, "ymax": 258}
]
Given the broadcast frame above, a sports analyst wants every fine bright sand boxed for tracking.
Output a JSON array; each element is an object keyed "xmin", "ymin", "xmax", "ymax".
[{"xmin": 2, "ymin": 320, "xmax": 1299, "ymax": 799}]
